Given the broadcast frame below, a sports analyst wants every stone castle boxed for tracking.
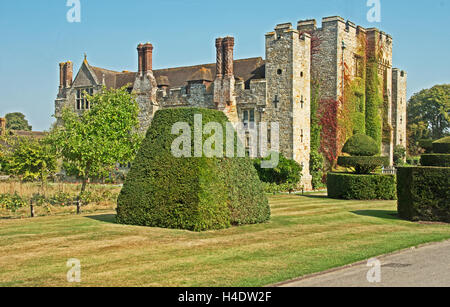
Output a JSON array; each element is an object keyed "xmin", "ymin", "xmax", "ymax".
[{"xmin": 55, "ymin": 16, "xmax": 408, "ymax": 190}]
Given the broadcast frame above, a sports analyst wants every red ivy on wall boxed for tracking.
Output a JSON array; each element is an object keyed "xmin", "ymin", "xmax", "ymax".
[{"xmin": 319, "ymin": 98, "xmax": 340, "ymax": 166}]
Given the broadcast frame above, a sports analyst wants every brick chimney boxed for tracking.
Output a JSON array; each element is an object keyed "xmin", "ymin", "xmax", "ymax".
[
  {"xmin": 223, "ymin": 37, "xmax": 235, "ymax": 78},
  {"xmin": 214, "ymin": 36, "xmax": 237, "ymax": 121},
  {"xmin": 59, "ymin": 61, "xmax": 73, "ymax": 88},
  {"xmin": 215, "ymin": 38, "xmax": 224, "ymax": 79},
  {"xmin": 138, "ymin": 43, "xmax": 153, "ymax": 74}
]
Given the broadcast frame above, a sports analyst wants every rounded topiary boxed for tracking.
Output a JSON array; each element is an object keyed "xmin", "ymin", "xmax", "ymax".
[
  {"xmin": 432, "ymin": 136, "xmax": 450, "ymax": 154},
  {"xmin": 342, "ymin": 133, "xmax": 380, "ymax": 157},
  {"xmin": 116, "ymin": 108, "xmax": 270, "ymax": 231}
]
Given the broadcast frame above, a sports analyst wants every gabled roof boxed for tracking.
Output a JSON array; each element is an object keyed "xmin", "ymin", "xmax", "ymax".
[{"xmin": 82, "ymin": 57, "xmax": 266, "ymax": 90}]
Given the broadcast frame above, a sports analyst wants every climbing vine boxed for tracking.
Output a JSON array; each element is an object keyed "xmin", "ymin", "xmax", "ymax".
[{"xmin": 365, "ymin": 35, "xmax": 384, "ymax": 148}]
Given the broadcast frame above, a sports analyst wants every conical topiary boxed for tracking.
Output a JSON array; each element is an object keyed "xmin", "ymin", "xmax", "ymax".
[{"xmin": 116, "ymin": 108, "xmax": 270, "ymax": 231}]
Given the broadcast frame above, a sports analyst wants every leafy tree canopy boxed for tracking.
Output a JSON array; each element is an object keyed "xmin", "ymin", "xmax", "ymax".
[
  {"xmin": 49, "ymin": 86, "xmax": 142, "ymax": 201},
  {"xmin": 407, "ymin": 84, "xmax": 450, "ymax": 153},
  {"xmin": 5, "ymin": 112, "xmax": 32, "ymax": 131},
  {"xmin": 2, "ymin": 136, "xmax": 56, "ymax": 184}
]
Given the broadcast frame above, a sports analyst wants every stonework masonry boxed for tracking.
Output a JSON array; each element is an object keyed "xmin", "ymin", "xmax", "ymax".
[
  {"xmin": 54, "ymin": 16, "xmax": 408, "ymax": 191},
  {"xmin": 392, "ymin": 69, "xmax": 407, "ymax": 148}
]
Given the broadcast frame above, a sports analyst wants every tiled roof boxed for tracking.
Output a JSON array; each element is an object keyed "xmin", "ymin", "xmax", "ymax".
[{"xmin": 88, "ymin": 57, "xmax": 265, "ymax": 89}]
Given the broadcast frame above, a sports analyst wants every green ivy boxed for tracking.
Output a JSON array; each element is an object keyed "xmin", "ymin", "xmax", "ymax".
[
  {"xmin": 310, "ymin": 80, "xmax": 325, "ymax": 189},
  {"xmin": 365, "ymin": 57, "xmax": 383, "ymax": 148}
]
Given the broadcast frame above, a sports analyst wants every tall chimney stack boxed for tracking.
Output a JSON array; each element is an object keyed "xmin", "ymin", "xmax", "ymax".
[
  {"xmin": 137, "ymin": 44, "xmax": 144, "ymax": 74},
  {"xmin": 59, "ymin": 62, "xmax": 73, "ymax": 88},
  {"xmin": 65, "ymin": 61, "xmax": 73, "ymax": 88},
  {"xmin": 223, "ymin": 37, "xmax": 235, "ymax": 78},
  {"xmin": 138, "ymin": 43, "xmax": 154, "ymax": 74},
  {"xmin": 215, "ymin": 38, "xmax": 224, "ymax": 79},
  {"xmin": 59, "ymin": 63, "xmax": 65, "ymax": 88}
]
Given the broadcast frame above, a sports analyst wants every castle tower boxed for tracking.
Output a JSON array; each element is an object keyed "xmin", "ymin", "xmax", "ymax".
[
  {"xmin": 133, "ymin": 42, "xmax": 158, "ymax": 133},
  {"xmin": 392, "ymin": 69, "xmax": 407, "ymax": 148},
  {"xmin": 265, "ymin": 23, "xmax": 312, "ymax": 190}
]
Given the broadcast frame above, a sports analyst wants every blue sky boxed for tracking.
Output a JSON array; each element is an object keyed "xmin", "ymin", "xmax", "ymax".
[{"xmin": 0, "ymin": 0, "xmax": 449, "ymax": 131}]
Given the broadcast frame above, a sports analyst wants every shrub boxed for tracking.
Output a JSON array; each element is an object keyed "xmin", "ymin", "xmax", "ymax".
[
  {"xmin": 342, "ymin": 133, "xmax": 380, "ymax": 156},
  {"xmin": 406, "ymin": 156, "xmax": 420, "ymax": 166},
  {"xmin": 393, "ymin": 145, "xmax": 406, "ymax": 166},
  {"xmin": 418, "ymin": 139, "xmax": 434, "ymax": 153},
  {"xmin": 253, "ymin": 153, "xmax": 302, "ymax": 186},
  {"xmin": 327, "ymin": 173, "xmax": 396, "ymax": 200},
  {"xmin": 432, "ymin": 136, "xmax": 450, "ymax": 154},
  {"xmin": 0, "ymin": 193, "xmax": 28, "ymax": 212},
  {"xmin": 116, "ymin": 108, "xmax": 270, "ymax": 231},
  {"xmin": 261, "ymin": 182, "xmax": 297, "ymax": 194},
  {"xmin": 397, "ymin": 167, "xmax": 450, "ymax": 222},
  {"xmin": 337, "ymin": 156, "xmax": 389, "ymax": 174},
  {"xmin": 310, "ymin": 151, "xmax": 325, "ymax": 189},
  {"xmin": 420, "ymin": 154, "xmax": 450, "ymax": 167}
]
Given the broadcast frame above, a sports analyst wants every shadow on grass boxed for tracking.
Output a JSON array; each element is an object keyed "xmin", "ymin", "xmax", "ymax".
[
  {"xmin": 85, "ymin": 214, "xmax": 117, "ymax": 224},
  {"xmin": 352, "ymin": 210, "xmax": 401, "ymax": 221}
]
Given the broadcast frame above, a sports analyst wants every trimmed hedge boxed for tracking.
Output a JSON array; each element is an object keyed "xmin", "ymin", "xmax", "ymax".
[
  {"xmin": 116, "ymin": 108, "xmax": 270, "ymax": 231},
  {"xmin": 327, "ymin": 172, "xmax": 397, "ymax": 200},
  {"xmin": 342, "ymin": 133, "xmax": 380, "ymax": 156},
  {"xmin": 397, "ymin": 167, "xmax": 450, "ymax": 222},
  {"xmin": 433, "ymin": 137, "xmax": 450, "ymax": 154},
  {"xmin": 420, "ymin": 154, "xmax": 450, "ymax": 167},
  {"xmin": 337, "ymin": 156, "xmax": 389, "ymax": 174}
]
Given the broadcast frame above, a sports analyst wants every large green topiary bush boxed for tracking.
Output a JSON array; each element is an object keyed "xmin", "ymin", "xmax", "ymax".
[
  {"xmin": 116, "ymin": 108, "xmax": 270, "ymax": 231},
  {"xmin": 342, "ymin": 133, "xmax": 380, "ymax": 157},
  {"xmin": 397, "ymin": 136, "xmax": 450, "ymax": 223},
  {"xmin": 397, "ymin": 167, "xmax": 450, "ymax": 222}
]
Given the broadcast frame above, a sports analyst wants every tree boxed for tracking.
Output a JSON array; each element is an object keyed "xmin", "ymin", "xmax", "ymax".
[
  {"xmin": 5, "ymin": 136, "xmax": 57, "ymax": 189},
  {"xmin": 49, "ymin": 86, "xmax": 142, "ymax": 212},
  {"xmin": 407, "ymin": 84, "xmax": 450, "ymax": 154},
  {"xmin": 5, "ymin": 112, "xmax": 32, "ymax": 131},
  {"xmin": 253, "ymin": 153, "xmax": 303, "ymax": 186}
]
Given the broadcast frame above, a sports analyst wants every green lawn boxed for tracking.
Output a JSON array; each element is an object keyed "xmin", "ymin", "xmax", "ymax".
[{"xmin": 0, "ymin": 194, "xmax": 449, "ymax": 287}]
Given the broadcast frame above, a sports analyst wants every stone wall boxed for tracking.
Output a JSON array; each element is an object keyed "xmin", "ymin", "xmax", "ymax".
[{"xmin": 392, "ymin": 69, "xmax": 408, "ymax": 148}]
